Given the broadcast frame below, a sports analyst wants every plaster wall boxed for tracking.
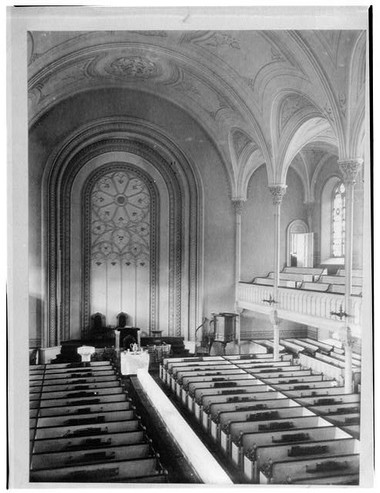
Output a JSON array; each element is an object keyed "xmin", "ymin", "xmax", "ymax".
[{"xmin": 241, "ymin": 164, "xmax": 308, "ymax": 282}]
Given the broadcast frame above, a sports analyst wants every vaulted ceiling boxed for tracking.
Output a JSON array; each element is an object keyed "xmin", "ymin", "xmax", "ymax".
[{"xmin": 28, "ymin": 29, "xmax": 366, "ymax": 199}]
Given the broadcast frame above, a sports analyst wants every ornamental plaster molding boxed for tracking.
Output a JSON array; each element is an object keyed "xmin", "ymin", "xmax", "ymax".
[
  {"xmin": 105, "ymin": 55, "xmax": 160, "ymax": 79},
  {"xmin": 268, "ymin": 184, "xmax": 287, "ymax": 206},
  {"xmin": 338, "ymin": 158, "xmax": 363, "ymax": 185}
]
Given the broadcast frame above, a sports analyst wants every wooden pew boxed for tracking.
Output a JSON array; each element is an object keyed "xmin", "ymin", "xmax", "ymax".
[
  {"xmin": 309, "ymin": 403, "xmax": 360, "ymax": 416},
  {"xmin": 280, "ymin": 340, "xmax": 306, "ymax": 355},
  {"xmin": 300, "ymin": 282, "xmax": 330, "ymax": 292},
  {"xmin": 34, "ymin": 418, "xmax": 142, "ymax": 440},
  {"xmin": 250, "ymin": 340, "xmax": 286, "ymax": 353},
  {"xmin": 179, "ymin": 372, "xmax": 256, "ymax": 403},
  {"xmin": 225, "ymin": 354, "xmax": 290, "ymax": 361},
  {"xmin": 195, "ymin": 386, "xmax": 277, "ymax": 424},
  {"xmin": 249, "ymin": 437, "xmax": 359, "ymax": 483},
  {"xmin": 268, "ymin": 379, "xmax": 337, "ymax": 392},
  {"xmin": 231, "ymin": 361, "xmax": 295, "ymax": 371},
  {"xmin": 242, "ymin": 365, "xmax": 305, "ymax": 376},
  {"xmin": 166, "ymin": 360, "xmax": 233, "ymax": 389},
  {"xmin": 240, "ymin": 426, "xmax": 351, "ymax": 480},
  {"xmin": 43, "ymin": 365, "xmax": 114, "ymax": 375},
  {"xmin": 328, "ymin": 351, "xmax": 361, "ymax": 366},
  {"xmin": 30, "ymin": 380, "xmax": 121, "ymax": 394},
  {"xmin": 35, "ymin": 409, "xmax": 136, "ymax": 428},
  {"xmin": 201, "ymin": 390, "xmax": 285, "ymax": 413},
  {"xmin": 265, "ymin": 453, "xmax": 360, "ymax": 484},
  {"xmin": 214, "ymin": 406, "xmax": 314, "ymax": 445},
  {"xmin": 296, "ymin": 393, "xmax": 360, "ymax": 408},
  {"xmin": 32, "ymin": 430, "xmax": 146, "ymax": 454},
  {"xmin": 37, "ymin": 400, "xmax": 133, "ymax": 417},
  {"xmin": 31, "ymin": 443, "xmax": 152, "ymax": 470},
  {"xmin": 161, "ymin": 356, "xmax": 226, "ymax": 383},
  {"xmin": 299, "ymin": 354, "xmax": 343, "ymax": 381},
  {"xmin": 31, "ymin": 387, "xmax": 124, "ymax": 401},
  {"xmin": 303, "ymin": 338, "xmax": 333, "ymax": 355},
  {"xmin": 30, "ymin": 456, "xmax": 164, "ymax": 482},
  {"xmin": 32, "ymin": 375, "xmax": 119, "ymax": 387},
  {"xmin": 207, "ymin": 398, "xmax": 300, "ymax": 440},
  {"xmin": 43, "ymin": 367, "xmax": 115, "ymax": 377},
  {"xmin": 259, "ymin": 374, "xmax": 324, "ymax": 386},
  {"xmin": 286, "ymin": 339, "xmax": 319, "ymax": 356},
  {"xmin": 285, "ymin": 386, "xmax": 346, "ymax": 398},
  {"xmin": 32, "ymin": 392, "xmax": 129, "ymax": 410},
  {"xmin": 324, "ymin": 413, "xmax": 360, "ymax": 426},
  {"xmin": 288, "ymin": 472, "xmax": 359, "ymax": 485},
  {"xmin": 282, "ymin": 267, "xmax": 323, "ymax": 277},
  {"xmin": 221, "ymin": 415, "xmax": 331, "ymax": 456}
]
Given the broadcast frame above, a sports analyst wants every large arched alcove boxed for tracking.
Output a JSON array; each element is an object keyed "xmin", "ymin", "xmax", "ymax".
[{"xmin": 41, "ymin": 118, "xmax": 204, "ymax": 346}]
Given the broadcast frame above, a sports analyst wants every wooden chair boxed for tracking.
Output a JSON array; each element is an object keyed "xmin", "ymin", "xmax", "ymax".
[
  {"xmin": 116, "ymin": 312, "xmax": 129, "ymax": 329},
  {"xmin": 90, "ymin": 312, "xmax": 106, "ymax": 341}
]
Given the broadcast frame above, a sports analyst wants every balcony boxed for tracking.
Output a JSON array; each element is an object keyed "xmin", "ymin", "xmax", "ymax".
[{"xmin": 238, "ymin": 282, "xmax": 362, "ymax": 332}]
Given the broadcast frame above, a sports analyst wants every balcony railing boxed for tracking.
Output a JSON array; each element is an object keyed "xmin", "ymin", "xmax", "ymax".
[{"xmin": 238, "ymin": 282, "xmax": 362, "ymax": 330}]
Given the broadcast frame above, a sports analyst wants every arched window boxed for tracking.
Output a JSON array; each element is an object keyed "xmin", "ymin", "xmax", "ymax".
[{"xmin": 331, "ymin": 182, "xmax": 346, "ymax": 257}]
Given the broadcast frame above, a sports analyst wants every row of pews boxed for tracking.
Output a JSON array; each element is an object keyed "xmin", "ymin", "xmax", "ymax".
[
  {"xmin": 160, "ymin": 353, "xmax": 360, "ymax": 485},
  {"xmin": 256, "ymin": 337, "xmax": 361, "ymax": 384},
  {"xmin": 30, "ymin": 361, "xmax": 168, "ymax": 483},
  {"xmin": 252, "ymin": 267, "xmax": 362, "ymax": 295}
]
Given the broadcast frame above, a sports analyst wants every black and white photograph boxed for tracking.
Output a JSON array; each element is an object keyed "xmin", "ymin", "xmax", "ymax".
[{"xmin": 7, "ymin": 3, "xmax": 374, "ymax": 488}]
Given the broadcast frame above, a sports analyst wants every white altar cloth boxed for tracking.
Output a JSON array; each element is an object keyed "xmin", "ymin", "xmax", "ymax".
[{"xmin": 120, "ymin": 350, "xmax": 150, "ymax": 375}]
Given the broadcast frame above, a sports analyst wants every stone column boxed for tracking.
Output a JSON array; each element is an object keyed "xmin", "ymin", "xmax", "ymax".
[
  {"xmin": 268, "ymin": 185, "xmax": 287, "ymax": 360},
  {"xmin": 232, "ymin": 199, "xmax": 245, "ymax": 347},
  {"xmin": 338, "ymin": 158, "xmax": 363, "ymax": 393}
]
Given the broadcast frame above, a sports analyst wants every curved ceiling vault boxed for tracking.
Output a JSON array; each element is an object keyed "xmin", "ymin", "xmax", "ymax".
[{"xmin": 28, "ymin": 29, "xmax": 365, "ymax": 198}]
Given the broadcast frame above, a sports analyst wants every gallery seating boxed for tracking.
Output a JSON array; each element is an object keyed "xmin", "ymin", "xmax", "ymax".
[{"xmin": 251, "ymin": 267, "xmax": 363, "ymax": 297}]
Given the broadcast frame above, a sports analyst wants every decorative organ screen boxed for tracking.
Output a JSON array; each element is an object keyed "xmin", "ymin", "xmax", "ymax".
[{"xmin": 89, "ymin": 168, "xmax": 153, "ymax": 328}]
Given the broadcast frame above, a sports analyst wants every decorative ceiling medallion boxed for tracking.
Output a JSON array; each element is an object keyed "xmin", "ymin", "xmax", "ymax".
[{"xmin": 105, "ymin": 55, "xmax": 158, "ymax": 79}]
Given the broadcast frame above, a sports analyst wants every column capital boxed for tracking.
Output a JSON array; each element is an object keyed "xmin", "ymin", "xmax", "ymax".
[
  {"xmin": 268, "ymin": 184, "xmax": 287, "ymax": 206},
  {"xmin": 232, "ymin": 198, "xmax": 246, "ymax": 215},
  {"xmin": 338, "ymin": 158, "xmax": 363, "ymax": 185}
]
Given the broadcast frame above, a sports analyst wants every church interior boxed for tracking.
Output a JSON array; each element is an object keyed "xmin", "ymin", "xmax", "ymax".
[{"xmin": 21, "ymin": 23, "xmax": 371, "ymax": 486}]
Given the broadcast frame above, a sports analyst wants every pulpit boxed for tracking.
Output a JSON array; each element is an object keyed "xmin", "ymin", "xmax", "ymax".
[{"xmin": 210, "ymin": 312, "xmax": 238, "ymax": 355}]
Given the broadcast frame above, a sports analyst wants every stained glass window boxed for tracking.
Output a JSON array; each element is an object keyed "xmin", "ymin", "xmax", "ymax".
[{"xmin": 331, "ymin": 182, "xmax": 346, "ymax": 257}]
